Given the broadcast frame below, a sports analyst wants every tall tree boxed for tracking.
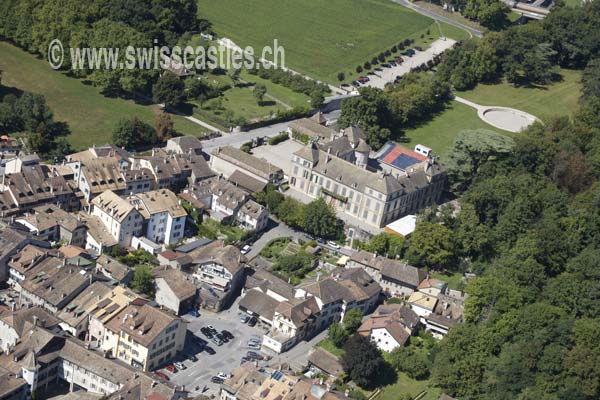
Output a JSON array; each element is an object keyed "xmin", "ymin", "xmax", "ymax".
[
  {"xmin": 341, "ymin": 335, "xmax": 384, "ymax": 388},
  {"xmin": 253, "ymin": 83, "xmax": 267, "ymax": 104},
  {"xmin": 408, "ymin": 221, "xmax": 455, "ymax": 268},
  {"xmin": 155, "ymin": 111, "xmax": 175, "ymax": 142},
  {"xmin": 153, "ymin": 73, "xmax": 185, "ymax": 109},
  {"xmin": 112, "ymin": 117, "xmax": 157, "ymax": 149},
  {"xmin": 302, "ymin": 198, "xmax": 339, "ymax": 239}
]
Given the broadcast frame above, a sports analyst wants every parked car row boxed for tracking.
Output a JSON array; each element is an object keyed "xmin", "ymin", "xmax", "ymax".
[
  {"xmin": 201, "ymin": 325, "xmax": 235, "ymax": 346},
  {"xmin": 240, "ymin": 314, "xmax": 257, "ymax": 327}
]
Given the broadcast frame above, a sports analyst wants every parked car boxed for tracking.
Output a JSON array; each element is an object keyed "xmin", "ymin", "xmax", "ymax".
[
  {"xmin": 414, "ymin": 46, "xmax": 423, "ymax": 51},
  {"xmin": 222, "ymin": 330, "xmax": 234, "ymax": 340},
  {"xmin": 188, "ymin": 354, "xmax": 198, "ymax": 362},
  {"xmin": 247, "ymin": 351, "xmax": 264, "ymax": 360},
  {"xmin": 211, "ymin": 376, "xmax": 224, "ymax": 384},
  {"xmin": 240, "ymin": 314, "xmax": 250, "ymax": 324},
  {"xmin": 216, "ymin": 333, "xmax": 228, "ymax": 343},
  {"xmin": 388, "ymin": 60, "xmax": 397, "ymax": 66},
  {"xmin": 205, "ymin": 346, "xmax": 216, "ymax": 355},
  {"xmin": 241, "ymin": 245, "xmax": 251, "ymax": 255},
  {"xmin": 217, "ymin": 372, "xmax": 231, "ymax": 379},
  {"xmin": 211, "ymin": 337, "xmax": 223, "ymax": 346},
  {"xmin": 327, "ymin": 241, "xmax": 340, "ymax": 249},
  {"xmin": 188, "ymin": 310, "xmax": 199, "ymax": 318},
  {"xmin": 247, "ymin": 342, "xmax": 261, "ymax": 350},
  {"xmin": 240, "ymin": 356, "xmax": 251, "ymax": 364},
  {"xmin": 381, "ymin": 62, "xmax": 390, "ymax": 68},
  {"xmin": 351, "ymin": 80, "xmax": 360, "ymax": 87},
  {"xmin": 316, "ymin": 238, "xmax": 326, "ymax": 245},
  {"xmin": 174, "ymin": 362, "xmax": 186, "ymax": 370},
  {"xmin": 207, "ymin": 325, "xmax": 217, "ymax": 333},
  {"xmin": 247, "ymin": 316, "xmax": 257, "ymax": 327},
  {"xmin": 154, "ymin": 371, "xmax": 170, "ymax": 381},
  {"xmin": 164, "ymin": 365, "xmax": 178, "ymax": 373}
]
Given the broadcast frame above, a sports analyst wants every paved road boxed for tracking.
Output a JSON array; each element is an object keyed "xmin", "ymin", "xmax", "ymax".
[
  {"xmin": 200, "ymin": 110, "xmax": 341, "ymax": 154},
  {"xmin": 390, "ymin": 0, "xmax": 483, "ymax": 38}
]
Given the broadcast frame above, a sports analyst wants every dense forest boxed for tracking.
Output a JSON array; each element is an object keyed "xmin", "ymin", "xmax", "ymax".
[
  {"xmin": 0, "ymin": 0, "xmax": 202, "ymax": 97},
  {"xmin": 424, "ymin": 3, "xmax": 600, "ymax": 398}
]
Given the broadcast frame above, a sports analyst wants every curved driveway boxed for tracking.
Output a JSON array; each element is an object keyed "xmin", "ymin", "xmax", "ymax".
[{"xmin": 390, "ymin": 0, "xmax": 484, "ymax": 38}]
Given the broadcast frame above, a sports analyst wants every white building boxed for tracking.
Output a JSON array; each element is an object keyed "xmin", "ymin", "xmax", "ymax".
[
  {"xmin": 91, "ymin": 190, "xmax": 143, "ymax": 247},
  {"xmin": 128, "ymin": 189, "xmax": 187, "ymax": 245}
]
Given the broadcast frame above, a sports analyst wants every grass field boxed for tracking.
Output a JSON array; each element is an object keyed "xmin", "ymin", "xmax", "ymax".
[
  {"xmin": 458, "ymin": 69, "xmax": 582, "ymax": 122},
  {"xmin": 316, "ymin": 339, "xmax": 345, "ymax": 358},
  {"xmin": 377, "ymin": 372, "xmax": 441, "ymax": 400},
  {"xmin": 398, "ymin": 101, "xmax": 503, "ymax": 158},
  {"xmin": 0, "ymin": 41, "xmax": 204, "ymax": 150},
  {"xmin": 198, "ymin": 0, "xmax": 469, "ymax": 83}
]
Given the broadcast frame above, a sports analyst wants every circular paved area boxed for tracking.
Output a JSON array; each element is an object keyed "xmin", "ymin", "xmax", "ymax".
[
  {"xmin": 454, "ymin": 96, "xmax": 540, "ymax": 133},
  {"xmin": 479, "ymin": 106, "xmax": 539, "ymax": 133}
]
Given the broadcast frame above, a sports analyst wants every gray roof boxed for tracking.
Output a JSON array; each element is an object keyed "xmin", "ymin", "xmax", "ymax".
[
  {"xmin": 213, "ymin": 147, "xmax": 282, "ymax": 181},
  {"xmin": 351, "ymin": 250, "xmax": 426, "ymax": 287},
  {"xmin": 288, "ymin": 118, "xmax": 336, "ymax": 140},
  {"xmin": 238, "ymin": 289, "xmax": 280, "ymax": 321},
  {"xmin": 228, "ymin": 170, "xmax": 267, "ymax": 193},
  {"xmin": 176, "ymin": 238, "xmax": 213, "ymax": 253}
]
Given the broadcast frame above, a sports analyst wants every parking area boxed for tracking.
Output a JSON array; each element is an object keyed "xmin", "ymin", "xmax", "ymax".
[
  {"xmin": 165, "ymin": 300, "xmax": 272, "ymax": 396},
  {"xmin": 164, "ymin": 296, "xmax": 328, "ymax": 397},
  {"xmin": 360, "ymin": 38, "xmax": 456, "ymax": 89}
]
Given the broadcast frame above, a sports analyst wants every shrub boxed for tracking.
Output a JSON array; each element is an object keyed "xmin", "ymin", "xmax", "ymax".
[
  {"xmin": 363, "ymin": 61, "xmax": 371, "ymax": 70},
  {"xmin": 371, "ymin": 57, "xmax": 379, "ymax": 65},
  {"xmin": 391, "ymin": 45, "xmax": 398, "ymax": 53},
  {"xmin": 384, "ymin": 50, "xmax": 391, "ymax": 57},
  {"xmin": 268, "ymin": 132, "xmax": 289, "ymax": 145},
  {"xmin": 337, "ymin": 72, "xmax": 346, "ymax": 81},
  {"xmin": 356, "ymin": 65, "xmax": 363, "ymax": 73}
]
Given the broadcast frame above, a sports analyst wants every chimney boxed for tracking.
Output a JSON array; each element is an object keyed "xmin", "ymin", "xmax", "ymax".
[{"xmin": 32, "ymin": 315, "xmax": 39, "ymax": 327}]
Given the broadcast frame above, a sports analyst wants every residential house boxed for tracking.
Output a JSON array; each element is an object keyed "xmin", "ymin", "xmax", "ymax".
[
  {"xmin": 77, "ymin": 213, "xmax": 118, "ymax": 255},
  {"xmin": 0, "ymin": 306, "xmax": 61, "ymax": 353},
  {"xmin": 357, "ymin": 303, "xmax": 419, "ymax": 351},
  {"xmin": 423, "ymin": 290, "xmax": 466, "ymax": 338},
  {"xmin": 16, "ymin": 204, "xmax": 86, "ymax": 247},
  {"xmin": 0, "ymin": 225, "xmax": 50, "ymax": 282},
  {"xmin": 210, "ymin": 146, "xmax": 284, "ymax": 185},
  {"xmin": 16, "ymin": 256, "xmax": 93, "ymax": 314},
  {"xmin": 240, "ymin": 267, "xmax": 381, "ymax": 353},
  {"xmin": 236, "ymin": 200, "xmax": 268, "ymax": 232},
  {"xmin": 191, "ymin": 240, "xmax": 246, "ymax": 311},
  {"xmin": 72, "ymin": 158, "xmax": 127, "ymax": 202},
  {"xmin": 91, "ymin": 190, "xmax": 143, "ymax": 247},
  {"xmin": 0, "ymin": 324, "xmax": 184, "ymax": 398},
  {"xmin": 347, "ymin": 250, "xmax": 426, "ymax": 297},
  {"xmin": 128, "ymin": 189, "xmax": 187, "ymax": 245},
  {"xmin": 103, "ymin": 300, "xmax": 186, "ymax": 371},
  {"xmin": 307, "ymin": 347, "xmax": 344, "ymax": 378},
  {"xmin": 0, "ymin": 165, "xmax": 78, "ymax": 213},
  {"xmin": 287, "ymin": 117, "xmax": 337, "ymax": 142},
  {"xmin": 95, "ymin": 254, "xmax": 133, "ymax": 285},
  {"xmin": 166, "ymin": 135, "xmax": 203, "ymax": 156},
  {"xmin": 6, "ymin": 244, "xmax": 54, "ymax": 286},
  {"xmin": 56, "ymin": 281, "xmax": 112, "ymax": 339},
  {"xmin": 87, "ymin": 286, "xmax": 140, "ymax": 348},
  {"xmin": 154, "ymin": 267, "xmax": 197, "ymax": 315}
]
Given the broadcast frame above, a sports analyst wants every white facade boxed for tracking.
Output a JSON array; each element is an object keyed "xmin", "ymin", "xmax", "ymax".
[
  {"xmin": 369, "ymin": 327, "xmax": 402, "ymax": 352},
  {"xmin": 91, "ymin": 205, "xmax": 143, "ymax": 247}
]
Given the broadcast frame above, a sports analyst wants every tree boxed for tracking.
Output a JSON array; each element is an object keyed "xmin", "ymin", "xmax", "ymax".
[
  {"xmin": 303, "ymin": 198, "xmax": 339, "ymax": 239},
  {"xmin": 253, "ymin": 83, "xmax": 267, "ymax": 104},
  {"xmin": 155, "ymin": 111, "xmax": 175, "ymax": 142},
  {"xmin": 581, "ymin": 58, "xmax": 600, "ymax": 100},
  {"xmin": 130, "ymin": 264, "xmax": 155, "ymax": 297},
  {"xmin": 407, "ymin": 221, "xmax": 455, "ymax": 268},
  {"xmin": 363, "ymin": 233, "xmax": 405, "ymax": 259},
  {"xmin": 112, "ymin": 117, "xmax": 157, "ymax": 149},
  {"xmin": 343, "ymin": 308, "xmax": 363, "ymax": 333},
  {"xmin": 229, "ymin": 68, "xmax": 241, "ymax": 87},
  {"xmin": 153, "ymin": 73, "xmax": 185, "ymax": 109},
  {"xmin": 337, "ymin": 72, "xmax": 345, "ymax": 82},
  {"xmin": 329, "ymin": 322, "xmax": 349, "ymax": 347},
  {"xmin": 311, "ymin": 90, "xmax": 325, "ymax": 109},
  {"xmin": 341, "ymin": 335, "xmax": 384, "ymax": 388},
  {"xmin": 446, "ymin": 129, "xmax": 514, "ymax": 191},
  {"xmin": 356, "ymin": 65, "xmax": 363, "ymax": 73}
]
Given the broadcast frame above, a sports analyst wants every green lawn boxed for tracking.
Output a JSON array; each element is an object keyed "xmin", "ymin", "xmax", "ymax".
[
  {"xmin": 240, "ymin": 70, "xmax": 310, "ymax": 108},
  {"xmin": 316, "ymin": 338, "xmax": 345, "ymax": 358},
  {"xmin": 398, "ymin": 101, "xmax": 503, "ymax": 159},
  {"xmin": 377, "ymin": 373, "xmax": 441, "ymax": 400},
  {"xmin": 429, "ymin": 270, "xmax": 465, "ymax": 291},
  {"xmin": 198, "ymin": 0, "xmax": 468, "ymax": 83},
  {"xmin": 457, "ymin": 69, "xmax": 582, "ymax": 122},
  {"xmin": 0, "ymin": 41, "xmax": 204, "ymax": 150}
]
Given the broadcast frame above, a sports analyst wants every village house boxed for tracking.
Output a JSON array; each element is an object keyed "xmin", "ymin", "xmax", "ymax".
[
  {"xmin": 16, "ymin": 204, "xmax": 86, "ymax": 247},
  {"xmin": 236, "ymin": 199, "xmax": 268, "ymax": 232},
  {"xmin": 0, "ymin": 225, "xmax": 50, "ymax": 283},
  {"xmin": 210, "ymin": 146, "xmax": 284, "ymax": 186},
  {"xmin": 191, "ymin": 240, "xmax": 246, "ymax": 311},
  {"xmin": 154, "ymin": 266, "xmax": 197, "ymax": 315},
  {"xmin": 56, "ymin": 281, "xmax": 113, "ymax": 339},
  {"xmin": 77, "ymin": 213, "xmax": 119, "ymax": 255},
  {"xmin": 357, "ymin": 303, "xmax": 419, "ymax": 351},
  {"xmin": 0, "ymin": 306, "xmax": 61, "ymax": 353},
  {"xmin": 103, "ymin": 299, "xmax": 186, "ymax": 371},
  {"xmin": 91, "ymin": 190, "xmax": 143, "ymax": 247},
  {"xmin": 165, "ymin": 135, "xmax": 203, "ymax": 156},
  {"xmin": 95, "ymin": 254, "xmax": 133, "ymax": 285},
  {"xmin": 347, "ymin": 250, "xmax": 427, "ymax": 296},
  {"xmin": 128, "ymin": 189, "xmax": 187, "ymax": 245}
]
